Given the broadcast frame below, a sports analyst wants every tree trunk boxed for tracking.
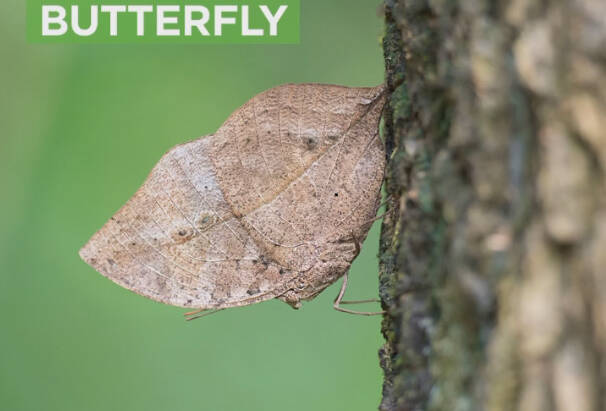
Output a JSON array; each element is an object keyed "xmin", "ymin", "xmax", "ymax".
[{"xmin": 378, "ymin": 0, "xmax": 606, "ymax": 410}]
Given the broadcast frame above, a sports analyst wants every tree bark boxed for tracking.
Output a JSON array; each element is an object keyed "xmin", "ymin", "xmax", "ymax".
[{"xmin": 378, "ymin": 0, "xmax": 606, "ymax": 410}]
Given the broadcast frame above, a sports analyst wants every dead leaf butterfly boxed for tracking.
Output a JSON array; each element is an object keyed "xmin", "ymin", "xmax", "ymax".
[{"xmin": 79, "ymin": 84, "xmax": 386, "ymax": 318}]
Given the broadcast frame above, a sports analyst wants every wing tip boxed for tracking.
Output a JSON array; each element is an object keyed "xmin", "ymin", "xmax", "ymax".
[
  {"xmin": 78, "ymin": 239, "xmax": 92, "ymax": 266},
  {"xmin": 78, "ymin": 234, "xmax": 107, "ymax": 276}
]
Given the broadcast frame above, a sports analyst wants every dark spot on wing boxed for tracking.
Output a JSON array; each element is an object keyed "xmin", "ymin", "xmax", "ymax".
[
  {"xmin": 172, "ymin": 228, "xmax": 195, "ymax": 244},
  {"xmin": 197, "ymin": 214, "xmax": 215, "ymax": 231}
]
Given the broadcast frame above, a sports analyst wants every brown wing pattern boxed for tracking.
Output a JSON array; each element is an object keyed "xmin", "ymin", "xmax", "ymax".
[{"xmin": 79, "ymin": 84, "xmax": 386, "ymax": 309}]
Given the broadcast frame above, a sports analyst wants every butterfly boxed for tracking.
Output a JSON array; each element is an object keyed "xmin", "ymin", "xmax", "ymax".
[{"xmin": 79, "ymin": 83, "xmax": 386, "ymax": 319}]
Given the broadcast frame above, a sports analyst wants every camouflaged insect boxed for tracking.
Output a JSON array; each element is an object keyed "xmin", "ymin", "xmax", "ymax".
[{"xmin": 79, "ymin": 84, "xmax": 386, "ymax": 315}]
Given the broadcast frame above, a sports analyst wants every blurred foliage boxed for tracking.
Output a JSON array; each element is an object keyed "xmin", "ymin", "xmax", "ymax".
[{"xmin": 0, "ymin": 1, "xmax": 385, "ymax": 411}]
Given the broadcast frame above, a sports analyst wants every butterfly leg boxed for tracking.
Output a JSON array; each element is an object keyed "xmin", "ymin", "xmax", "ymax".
[
  {"xmin": 355, "ymin": 202, "xmax": 397, "ymax": 233},
  {"xmin": 377, "ymin": 194, "xmax": 393, "ymax": 210},
  {"xmin": 346, "ymin": 231, "xmax": 380, "ymax": 305},
  {"xmin": 361, "ymin": 205, "xmax": 397, "ymax": 229},
  {"xmin": 333, "ymin": 272, "xmax": 385, "ymax": 316}
]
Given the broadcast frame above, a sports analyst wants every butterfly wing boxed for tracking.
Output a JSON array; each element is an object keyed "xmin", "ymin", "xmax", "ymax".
[
  {"xmin": 79, "ymin": 84, "xmax": 385, "ymax": 309},
  {"xmin": 79, "ymin": 136, "xmax": 289, "ymax": 308}
]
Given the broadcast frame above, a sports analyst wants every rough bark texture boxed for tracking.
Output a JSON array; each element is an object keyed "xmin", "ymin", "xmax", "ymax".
[{"xmin": 378, "ymin": 0, "xmax": 606, "ymax": 410}]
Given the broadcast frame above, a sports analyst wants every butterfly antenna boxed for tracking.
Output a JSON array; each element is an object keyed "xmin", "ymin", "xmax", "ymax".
[{"xmin": 184, "ymin": 308, "xmax": 224, "ymax": 321}]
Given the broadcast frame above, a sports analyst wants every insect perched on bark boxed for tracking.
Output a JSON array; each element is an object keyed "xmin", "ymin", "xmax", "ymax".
[{"xmin": 79, "ymin": 84, "xmax": 386, "ymax": 319}]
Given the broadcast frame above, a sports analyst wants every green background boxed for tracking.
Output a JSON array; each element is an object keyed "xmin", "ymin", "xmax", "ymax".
[{"xmin": 1, "ymin": 1, "xmax": 385, "ymax": 410}]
